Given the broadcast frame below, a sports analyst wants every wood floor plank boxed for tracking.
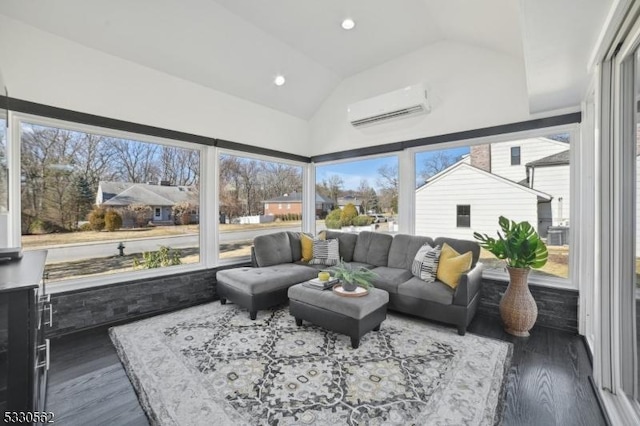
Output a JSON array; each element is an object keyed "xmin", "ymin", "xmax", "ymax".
[{"xmin": 46, "ymin": 312, "xmax": 605, "ymax": 426}]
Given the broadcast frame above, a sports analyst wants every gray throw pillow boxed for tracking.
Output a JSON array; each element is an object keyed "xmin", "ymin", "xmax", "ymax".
[
  {"xmin": 309, "ymin": 238, "xmax": 340, "ymax": 266},
  {"xmin": 411, "ymin": 243, "xmax": 441, "ymax": 283}
]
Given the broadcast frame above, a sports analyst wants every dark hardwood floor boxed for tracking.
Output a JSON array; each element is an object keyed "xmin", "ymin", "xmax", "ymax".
[{"xmin": 46, "ymin": 313, "xmax": 606, "ymax": 426}]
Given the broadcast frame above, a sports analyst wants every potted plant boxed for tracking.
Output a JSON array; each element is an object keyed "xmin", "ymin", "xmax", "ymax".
[
  {"xmin": 474, "ymin": 216, "xmax": 548, "ymax": 337},
  {"xmin": 332, "ymin": 261, "xmax": 377, "ymax": 292}
]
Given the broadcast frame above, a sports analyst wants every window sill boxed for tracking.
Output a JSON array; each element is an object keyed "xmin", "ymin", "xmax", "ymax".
[
  {"xmin": 46, "ymin": 263, "xmax": 210, "ymax": 294},
  {"xmin": 482, "ymin": 268, "xmax": 576, "ymax": 290}
]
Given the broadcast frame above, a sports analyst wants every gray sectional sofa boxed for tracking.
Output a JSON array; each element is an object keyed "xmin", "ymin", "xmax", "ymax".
[{"xmin": 216, "ymin": 230, "xmax": 483, "ymax": 335}]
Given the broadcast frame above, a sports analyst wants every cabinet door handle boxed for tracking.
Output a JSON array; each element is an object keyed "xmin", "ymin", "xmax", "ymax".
[
  {"xmin": 44, "ymin": 303, "xmax": 53, "ymax": 327},
  {"xmin": 37, "ymin": 339, "xmax": 50, "ymax": 370}
]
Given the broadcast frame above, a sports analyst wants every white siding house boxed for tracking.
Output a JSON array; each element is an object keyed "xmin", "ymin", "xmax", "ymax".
[
  {"xmin": 490, "ymin": 138, "xmax": 569, "ymax": 183},
  {"xmin": 415, "ymin": 163, "xmax": 551, "ymax": 240},
  {"xmin": 526, "ymin": 150, "xmax": 570, "ymax": 227}
]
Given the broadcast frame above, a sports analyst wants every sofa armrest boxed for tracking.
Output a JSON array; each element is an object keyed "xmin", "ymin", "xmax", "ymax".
[
  {"xmin": 251, "ymin": 246, "xmax": 258, "ymax": 267},
  {"xmin": 452, "ymin": 263, "xmax": 484, "ymax": 306}
]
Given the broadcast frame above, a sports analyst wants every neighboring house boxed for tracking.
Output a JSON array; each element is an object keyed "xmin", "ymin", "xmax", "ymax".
[
  {"xmin": 525, "ymin": 150, "xmax": 570, "ymax": 234},
  {"xmin": 417, "ymin": 137, "xmax": 569, "ymax": 239},
  {"xmin": 337, "ymin": 195, "xmax": 364, "ymax": 214},
  {"xmin": 263, "ymin": 192, "xmax": 334, "ymax": 218},
  {"xmin": 96, "ymin": 181, "xmax": 199, "ymax": 226},
  {"xmin": 415, "ymin": 163, "xmax": 551, "ymax": 240}
]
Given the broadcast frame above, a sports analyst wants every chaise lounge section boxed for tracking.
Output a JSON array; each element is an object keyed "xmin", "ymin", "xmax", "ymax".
[{"xmin": 216, "ymin": 230, "xmax": 483, "ymax": 334}]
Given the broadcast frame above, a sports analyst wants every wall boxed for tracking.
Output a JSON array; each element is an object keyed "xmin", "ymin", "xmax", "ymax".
[
  {"xmin": 479, "ymin": 278, "xmax": 578, "ymax": 333},
  {"xmin": 415, "ymin": 164, "xmax": 540, "ymax": 239},
  {"xmin": 533, "ymin": 164, "xmax": 571, "ymax": 225},
  {"xmin": 309, "ymin": 40, "xmax": 554, "ymax": 156},
  {"xmin": 0, "ymin": 15, "xmax": 309, "ymax": 156},
  {"xmin": 490, "ymin": 138, "xmax": 568, "ymax": 183}
]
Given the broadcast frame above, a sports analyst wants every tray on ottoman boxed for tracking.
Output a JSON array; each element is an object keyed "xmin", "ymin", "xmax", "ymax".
[{"xmin": 288, "ymin": 283, "xmax": 389, "ymax": 349}]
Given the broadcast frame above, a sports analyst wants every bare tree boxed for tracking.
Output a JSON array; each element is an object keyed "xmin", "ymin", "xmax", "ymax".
[
  {"xmin": 321, "ymin": 174, "xmax": 344, "ymax": 203},
  {"xmin": 419, "ymin": 151, "xmax": 460, "ymax": 184},
  {"xmin": 376, "ymin": 165, "xmax": 398, "ymax": 213},
  {"xmin": 112, "ymin": 139, "xmax": 160, "ymax": 183},
  {"xmin": 356, "ymin": 179, "xmax": 378, "ymax": 213}
]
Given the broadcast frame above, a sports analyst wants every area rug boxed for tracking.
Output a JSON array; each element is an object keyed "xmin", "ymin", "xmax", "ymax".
[{"xmin": 110, "ymin": 303, "xmax": 512, "ymax": 425}]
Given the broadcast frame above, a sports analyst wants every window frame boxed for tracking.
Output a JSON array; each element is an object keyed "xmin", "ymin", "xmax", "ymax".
[
  {"xmin": 409, "ymin": 123, "xmax": 579, "ymax": 290},
  {"xmin": 456, "ymin": 204, "xmax": 471, "ymax": 228},
  {"xmin": 9, "ymin": 112, "xmax": 209, "ymax": 293},
  {"xmin": 510, "ymin": 146, "xmax": 521, "ymax": 165},
  {"xmin": 215, "ymin": 147, "xmax": 309, "ymax": 264}
]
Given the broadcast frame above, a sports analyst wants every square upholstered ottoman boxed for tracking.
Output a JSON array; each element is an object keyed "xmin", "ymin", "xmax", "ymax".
[{"xmin": 287, "ymin": 284, "xmax": 389, "ymax": 349}]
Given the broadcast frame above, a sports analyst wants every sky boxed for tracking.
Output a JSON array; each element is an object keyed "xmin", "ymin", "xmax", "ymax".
[{"xmin": 316, "ymin": 147, "xmax": 470, "ymax": 191}]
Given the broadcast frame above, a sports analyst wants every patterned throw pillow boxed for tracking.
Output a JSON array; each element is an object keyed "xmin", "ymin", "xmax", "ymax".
[
  {"xmin": 411, "ymin": 243, "xmax": 442, "ymax": 283},
  {"xmin": 309, "ymin": 238, "xmax": 340, "ymax": 266}
]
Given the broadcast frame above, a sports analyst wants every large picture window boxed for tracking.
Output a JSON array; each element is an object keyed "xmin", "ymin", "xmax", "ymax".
[
  {"xmin": 315, "ymin": 155, "xmax": 398, "ymax": 234},
  {"xmin": 218, "ymin": 153, "xmax": 303, "ymax": 260},
  {"xmin": 20, "ymin": 120, "xmax": 201, "ymax": 284},
  {"xmin": 414, "ymin": 134, "xmax": 571, "ymax": 282}
]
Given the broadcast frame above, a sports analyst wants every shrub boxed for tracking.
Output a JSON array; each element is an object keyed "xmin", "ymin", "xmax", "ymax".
[
  {"xmin": 78, "ymin": 223, "xmax": 92, "ymax": 232},
  {"xmin": 134, "ymin": 246, "xmax": 182, "ymax": 269},
  {"xmin": 88, "ymin": 207, "xmax": 107, "ymax": 231},
  {"xmin": 28, "ymin": 218, "xmax": 51, "ymax": 235},
  {"xmin": 325, "ymin": 209, "xmax": 343, "ymax": 229},
  {"xmin": 104, "ymin": 210, "xmax": 123, "ymax": 232},
  {"xmin": 340, "ymin": 203, "xmax": 359, "ymax": 226},
  {"xmin": 128, "ymin": 204, "xmax": 152, "ymax": 227},
  {"xmin": 353, "ymin": 215, "xmax": 374, "ymax": 226}
]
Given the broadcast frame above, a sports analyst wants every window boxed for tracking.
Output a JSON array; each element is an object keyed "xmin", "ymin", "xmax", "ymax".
[
  {"xmin": 316, "ymin": 155, "xmax": 398, "ymax": 233},
  {"xmin": 286, "ymin": 203, "xmax": 291, "ymax": 210},
  {"xmin": 456, "ymin": 205, "xmax": 470, "ymax": 227},
  {"xmin": 414, "ymin": 133, "xmax": 571, "ymax": 282},
  {"xmin": 20, "ymin": 120, "xmax": 201, "ymax": 284},
  {"xmin": 218, "ymin": 153, "xmax": 303, "ymax": 260},
  {"xmin": 510, "ymin": 146, "xmax": 521, "ymax": 165}
]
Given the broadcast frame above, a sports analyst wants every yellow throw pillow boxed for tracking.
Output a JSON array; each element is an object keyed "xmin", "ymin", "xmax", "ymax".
[
  {"xmin": 301, "ymin": 234, "xmax": 314, "ymax": 262},
  {"xmin": 436, "ymin": 243, "xmax": 473, "ymax": 289}
]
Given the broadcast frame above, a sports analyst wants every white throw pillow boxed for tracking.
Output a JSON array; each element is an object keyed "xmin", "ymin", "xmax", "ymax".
[
  {"xmin": 411, "ymin": 243, "xmax": 442, "ymax": 283},
  {"xmin": 309, "ymin": 238, "xmax": 340, "ymax": 266}
]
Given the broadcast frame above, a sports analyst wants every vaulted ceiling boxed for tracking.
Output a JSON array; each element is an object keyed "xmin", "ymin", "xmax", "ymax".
[{"xmin": 0, "ymin": 0, "xmax": 611, "ymax": 119}]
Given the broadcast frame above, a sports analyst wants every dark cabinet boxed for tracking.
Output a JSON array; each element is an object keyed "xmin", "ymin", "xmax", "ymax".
[{"xmin": 0, "ymin": 251, "xmax": 49, "ymax": 424}]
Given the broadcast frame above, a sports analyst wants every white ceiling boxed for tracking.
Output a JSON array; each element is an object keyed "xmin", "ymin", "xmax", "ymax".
[{"xmin": 0, "ymin": 0, "xmax": 610, "ymax": 119}]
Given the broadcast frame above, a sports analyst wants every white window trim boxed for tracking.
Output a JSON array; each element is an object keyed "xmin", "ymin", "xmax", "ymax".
[
  {"xmin": 9, "ymin": 111, "xmax": 209, "ymax": 291},
  {"xmin": 407, "ymin": 123, "xmax": 579, "ymax": 290}
]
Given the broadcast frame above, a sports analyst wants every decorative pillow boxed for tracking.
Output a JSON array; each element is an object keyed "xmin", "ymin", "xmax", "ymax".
[
  {"xmin": 436, "ymin": 243, "xmax": 473, "ymax": 289},
  {"xmin": 309, "ymin": 238, "xmax": 340, "ymax": 266},
  {"xmin": 300, "ymin": 234, "xmax": 314, "ymax": 262},
  {"xmin": 411, "ymin": 243, "xmax": 441, "ymax": 283}
]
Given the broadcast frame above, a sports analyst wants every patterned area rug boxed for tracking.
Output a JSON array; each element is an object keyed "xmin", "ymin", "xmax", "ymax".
[{"xmin": 110, "ymin": 303, "xmax": 512, "ymax": 425}]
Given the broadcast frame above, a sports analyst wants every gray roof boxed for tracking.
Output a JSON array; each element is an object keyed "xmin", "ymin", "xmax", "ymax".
[
  {"xmin": 526, "ymin": 150, "xmax": 570, "ymax": 167},
  {"xmin": 99, "ymin": 181, "xmax": 198, "ymax": 206},
  {"xmin": 263, "ymin": 192, "xmax": 334, "ymax": 204}
]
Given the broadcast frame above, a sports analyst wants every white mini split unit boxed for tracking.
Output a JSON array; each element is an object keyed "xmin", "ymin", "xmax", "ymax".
[{"xmin": 348, "ymin": 84, "xmax": 431, "ymax": 128}]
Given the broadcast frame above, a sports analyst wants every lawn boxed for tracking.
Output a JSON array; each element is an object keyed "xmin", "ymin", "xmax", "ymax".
[{"xmin": 479, "ymin": 246, "xmax": 569, "ymax": 278}]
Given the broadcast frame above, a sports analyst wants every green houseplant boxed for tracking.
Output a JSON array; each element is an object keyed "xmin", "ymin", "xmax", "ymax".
[
  {"xmin": 332, "ymin": 261, "xmax": 377, "ymax": 292},
  {"xmin": 474, "ymin": 216, "xmax": 548, "ymax": 336}
]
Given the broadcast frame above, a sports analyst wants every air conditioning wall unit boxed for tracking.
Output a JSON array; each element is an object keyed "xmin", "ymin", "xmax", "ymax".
[{"xmin": 348, "ymin": 84, "xmax": 430, "ymax": 128}]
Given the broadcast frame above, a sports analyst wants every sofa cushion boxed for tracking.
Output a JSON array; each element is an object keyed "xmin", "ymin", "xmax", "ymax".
[
  {"xmin": 352, "ymin": 231, "xmax": 393, "ymax": 267},
  {"xmin": 303, "ymin": 261, "xmax": 374, "ymax": 272},
  {"xmin": 411, "ymin": 244, "xmax": 441, "ymax": 283},
  {"xmin": 436, "ymin": 243, "xmax": 473, "ymax": 289},
  {"xmin": 287, "ymin": 231, "xmax": 304, "ymax": 263},
  {"xmin": 322, "ymin": 230, "xmax": 358, "ymax": 262},
  {"xmin": 370, "ymin": 266, "xmax": 414, "ymax": 294},
  {"xmin": 309, "ymin": 239, "xmax": 340, "ymax": 266},
  {"xmin": 433, "ymin": 237, "xmax": 480, "ymax": 268},
  {"xmin": 254, "ymin": 232, "xmax": 293, "ymax": 267},
  {"xmin": 216, "ymin": 264, "xmax": 318, "ymax": 295},
  {"xmin": 397, "ymin": 277, "xmax": 454, "ymax": 305},
  {"xmin": 388, "ymin": 234, "xmax": 435, "ymax": 270}
]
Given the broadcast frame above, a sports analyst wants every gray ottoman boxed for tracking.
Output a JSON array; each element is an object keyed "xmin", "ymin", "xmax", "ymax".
[
  {"xmin": 288, "ymin": 284, "xmax": 389, "ymax": 349},
  {"xmin": 217, "ymin": 265, "xmax": 318, "ymax": 319}
]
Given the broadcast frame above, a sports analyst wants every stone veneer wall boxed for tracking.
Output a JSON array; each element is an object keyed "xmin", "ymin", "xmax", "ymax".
[
  {"xmin": 478, "ymin": 278, "xmax": 579, "ymax": 333},
  {"xmin": 47, "ymin": 263, "xmax": 248, "ymax": 337},
  {"xmin": 47, "ymin": 268, "xmax": 579, "ymax": 337}
]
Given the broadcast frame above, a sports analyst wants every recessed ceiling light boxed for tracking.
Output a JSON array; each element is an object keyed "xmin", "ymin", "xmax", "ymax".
[
  {"xmin": 341, "ymin": 18, "xmax": 356, "ymax": 30},
  {"xmin": 274, "ymin": 75, "xmax": 286, "ymax": 86}
]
